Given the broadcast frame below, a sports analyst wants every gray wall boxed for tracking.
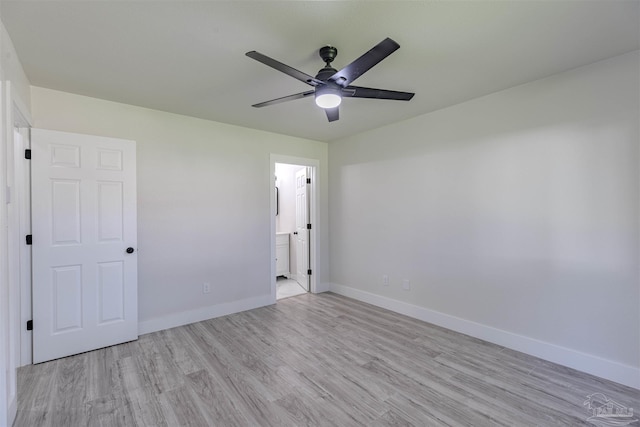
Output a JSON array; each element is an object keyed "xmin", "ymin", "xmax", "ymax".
[{"xmin": 329, "ymin": 52, "xmax": 639, "ymax": 381}]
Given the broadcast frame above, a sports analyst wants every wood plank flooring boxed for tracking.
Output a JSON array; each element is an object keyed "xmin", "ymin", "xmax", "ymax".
[{"xmin": 14, "ymin": 292, "xmax": 639, "ymax": 426}]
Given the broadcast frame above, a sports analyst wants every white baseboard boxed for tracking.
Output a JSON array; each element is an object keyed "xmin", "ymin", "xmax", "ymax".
[
  {"xmin": 329, "ymin": 283, "xmax": 640, "ymax": 390},
  {"xmin": 138, "ymin": 294, "xmax": 274, "ymax": 335},
  {"xmin": 314, "ymin": 281, "xmax": 331, "ymax": 293}
]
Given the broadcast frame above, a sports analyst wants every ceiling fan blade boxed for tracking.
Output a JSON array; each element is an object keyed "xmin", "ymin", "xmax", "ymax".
[
  {"xmin": 246, "ymin": 51, "xmax": 324, "ymax": 87},
  {"xmin": 252, "ymin": 90, "xmax": 315, "ymax": 108},
  {"xmin": 325, "ymin": 107, "xmax": 339, "ymax": 122},
  {"xmin": 328, "ymin": 38, "xmax": 400, "ymax": 87},
  {"xmin": 343, "ymin": 85, "xmax": 414, "ymax": 101}
]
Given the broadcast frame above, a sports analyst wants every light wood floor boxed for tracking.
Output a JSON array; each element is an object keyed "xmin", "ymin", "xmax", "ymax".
[{"xmin": 15, "ymin": 292, "xmax": 639, "ymax": 426}]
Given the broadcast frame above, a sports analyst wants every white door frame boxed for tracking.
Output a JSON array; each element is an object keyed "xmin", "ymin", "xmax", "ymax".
[
  {"xmin": 15, "ymin": 125, "xmax": 31, "ymax": 367},
  {"xmin": 270, "ymin": 155, "xmax": 319, "ymax": 302},
  {"xmin": 294, "ymin": 167, "xmax": 310, "ymax": 291},
  {"xmin": 11, "ymin": 115, "xmax": 31, "ymax": 368},
  {"xmin": 1, "ymin": 81, "xmax": 32, "ymax": 426}
]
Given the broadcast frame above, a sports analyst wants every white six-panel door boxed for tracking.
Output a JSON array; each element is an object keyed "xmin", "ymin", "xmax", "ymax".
[
  {"xmin": 295, "ymin": 168, "xmax": 309, "ymax": 291},
  {"xmin": 31, "ymin": 129, "xmax": 138, "ymax": 363}
]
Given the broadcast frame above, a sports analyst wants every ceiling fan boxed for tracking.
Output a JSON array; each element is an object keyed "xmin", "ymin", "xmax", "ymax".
[{"xmin": 246, "ymin": 37, "xmax": 415, "ymax": 122}]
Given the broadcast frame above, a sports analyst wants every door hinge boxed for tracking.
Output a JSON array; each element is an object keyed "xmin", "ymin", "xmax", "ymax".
[
  {"xmin": 26, "ymin": 320, "xmax": 33, "ymax": 331},
  {"xmin": 307, "ymin": 269, "xmax": 312, "ymax": 275},
  {"xmin": 306, "ymin": 178, "xmax": 311, "ymax": 184},
  {"xmin": 25, "ymin": 235, "xmax": 32, "ymax": 245},
  {"xmin": 24, "ymin": 149, "xmax": 31, "ymax": 159},
  {"xmin": 307, "ymin": 224, "xmax": 311, "ymax": 230}
]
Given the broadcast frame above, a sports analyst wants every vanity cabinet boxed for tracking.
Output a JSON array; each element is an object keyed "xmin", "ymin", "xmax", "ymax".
[{"xmin": 276, "ymin": 233, "xmax": 290, "ymax": 278}]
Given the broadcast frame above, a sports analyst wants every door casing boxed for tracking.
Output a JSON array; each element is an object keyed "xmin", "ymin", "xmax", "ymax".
[
  {"xmin": 294, "ymin": 167, "xmax": 310, "ymax": 291},
  {"xmin": 2, "ymin": 82, "xmax": 32, "ymax": 427}
]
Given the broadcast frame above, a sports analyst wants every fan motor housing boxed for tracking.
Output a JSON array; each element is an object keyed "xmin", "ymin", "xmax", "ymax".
[{"xmin": 315, "ymin": 66, "xmax": 338, "ymax": 82}]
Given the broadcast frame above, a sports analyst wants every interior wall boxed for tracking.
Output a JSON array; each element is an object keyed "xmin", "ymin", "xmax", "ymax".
[
  {"xmin": 0, "ymin": 26, "xmax": 11, "ymax": 427},
  {"xmin": 0, "ymin": 22, "xmax": 30, "ymax": 114},
  {"xmin": 328, "ymin": 51, "xmax": 640, "ymax": 386},
  {"xmin": 30, "ymin": 86, "xmax": 328, "ymax": 332}
]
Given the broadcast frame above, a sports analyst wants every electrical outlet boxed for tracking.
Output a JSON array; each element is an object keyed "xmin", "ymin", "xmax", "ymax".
[
  {"xmin": 382, "ymin": 275, "xmax": 389, "ymax": 286},
  {"xmin": 203, "ymin": 282, "xmax": 211, "ymax": 294},
  {"xmin": 402, "ymin": 279, "xmax": 411, "ymax": 291}
]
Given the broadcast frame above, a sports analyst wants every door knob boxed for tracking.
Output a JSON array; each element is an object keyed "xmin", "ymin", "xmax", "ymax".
[{"xmin": 126, "ymin": 247, "xmax": 135, "ymax": 254}]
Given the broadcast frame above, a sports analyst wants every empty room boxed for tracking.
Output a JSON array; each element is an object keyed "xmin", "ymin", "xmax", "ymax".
[{"xmin": 0, "ymin": 1, "xmax": 638, "ymax": 426}]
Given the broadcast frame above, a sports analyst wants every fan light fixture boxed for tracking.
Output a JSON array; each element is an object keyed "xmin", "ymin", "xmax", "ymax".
[
  {"xmin": 315, "ymin": 93, "xmax": 341, "ymax": 109},
  {"xmin": 315, "ymin": 87, "xmax": 342, "ymax": 109}
]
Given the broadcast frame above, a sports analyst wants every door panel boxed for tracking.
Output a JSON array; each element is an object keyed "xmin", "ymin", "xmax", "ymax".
[
  {"xmin": 32, "ymin": 128, "xmax": 138, "ymax": 363},
  {"xmin": 97, "ymin": 261, "xmax": 125, "ymax": 324},
  {"xmin": 52, "ymin": 265, "xmax": 83, "ymax": 332},
  {"xmin": 51, "ymin": 180, "xmax": 81, "ymax": 244},
  {"xmin": 97, "ymin": 181, "xmax": 124, "ymax": 241}
]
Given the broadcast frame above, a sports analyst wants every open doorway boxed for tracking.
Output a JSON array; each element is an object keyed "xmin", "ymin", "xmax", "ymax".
[
  {"xmin": 275, "ymin": 163, "xmax": 309, "ymax": 299},
  {"xmin": 270, "ymin": 155, "xmax": 318, "ymax": 302}
]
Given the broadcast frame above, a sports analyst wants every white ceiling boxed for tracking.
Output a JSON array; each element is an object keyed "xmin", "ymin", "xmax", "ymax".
[{"xmin": 1, "ymin": 1, "xmax": 639, "ymax": 142}]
